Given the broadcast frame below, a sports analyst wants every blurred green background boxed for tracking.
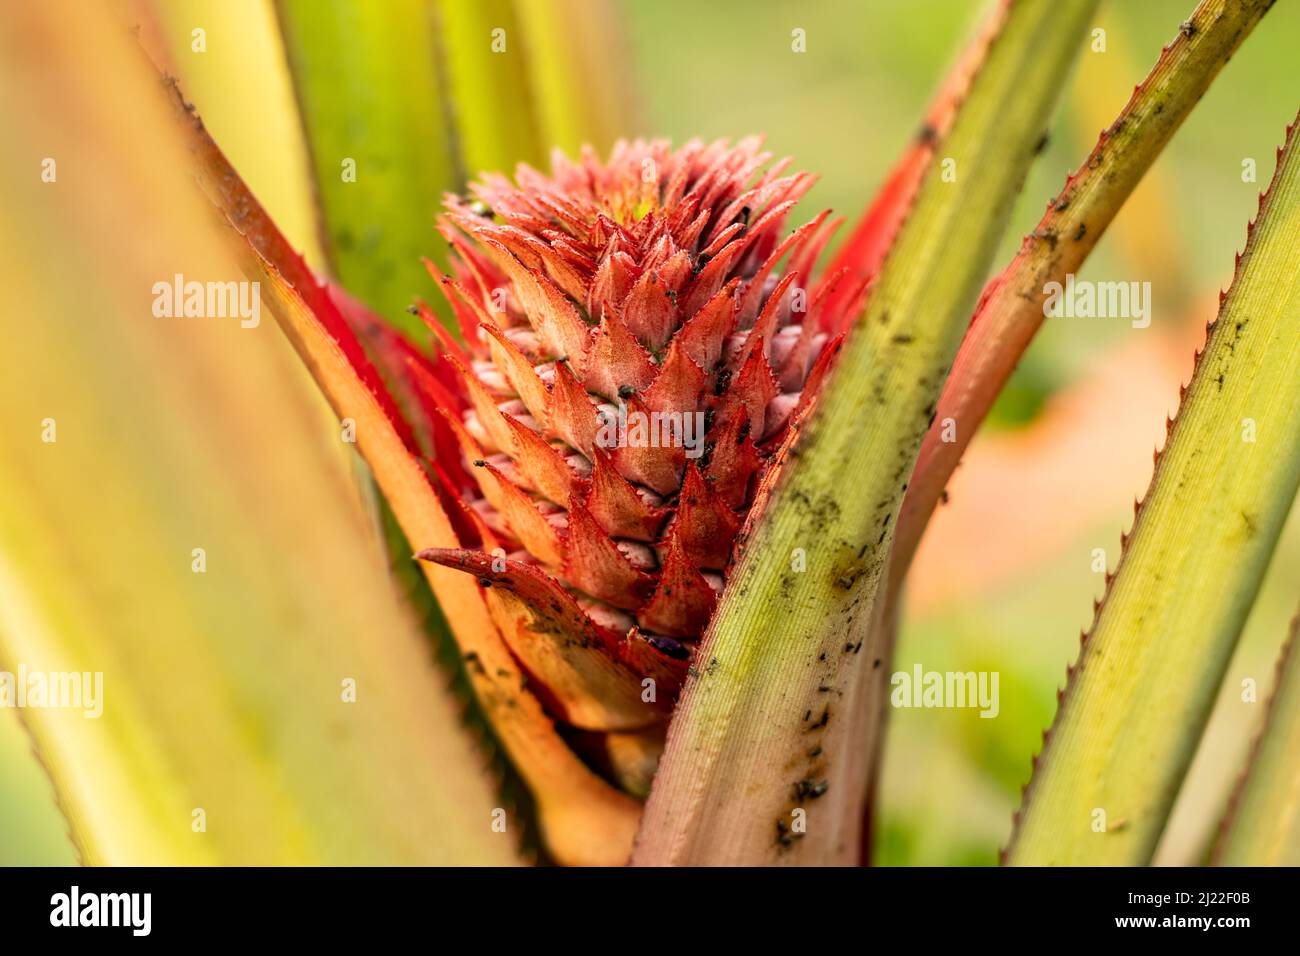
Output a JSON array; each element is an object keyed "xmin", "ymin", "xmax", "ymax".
[{"xmin": 2, "ymin": 0, "xmax": 1296, "ymax": 865}]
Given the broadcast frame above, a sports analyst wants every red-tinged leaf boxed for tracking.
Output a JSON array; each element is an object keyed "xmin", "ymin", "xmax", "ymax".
[
  {"xmin": 737, "ymin": 211, "xmax": 829, "ymax": 326},
  {"xmin": 444, "ymin": 352, "xmax": 517, "ymax": 453},
  {"xmin": 892, "ymin": 0, "xmax": 1279, "ymax": 590},
  {"xmin": 474, "ymin": 222, "xmax": 590, "ymax": 304},
  {"xmin": 716, "ymin": 335, "xmax": 779, "ymax": 441},
  {"xmin": 325, "ymin": 281, "xmax": 453, "ymax": 454},
  {"xmin": 407, "ymin": 291, "xmax": 471, "ymax": 361},
  {"xmin": 680, "ymin": 240, "xmax": 744, "ymax": 317},
  {"xmin": 809, "ymin": 268, "xmax": 867, "ymax": 337},
  {"xmin": 634, "ymin": 0, "xmax": 1098, "ymax": 867},
  {"xmin": 732, "ymin": 196, "xmax": 803, "ymax": 263},
  {"xmin": 437, "ymin": 223, "xmax": 507, "ymax": 315},
  {"xmin": 790, "ymin": 334, "xmax": 845, "ymax": 427},
  {"xmin": 435, "ymin": 403, "xmax": 490, "ymax": 483},
  {"xmin": 788, "ymin": 214, "xmax": 843, "ymax": 289},
  {"xmin": 418, "ymin": 399, "xmax": 476, "ymax": 497},
  {"xmin": 676, "ymin": 203, "xmax": 712, "ymax": 252},
  {"xmin": 656, "ymin": 249, "xmax": 694, "ymax": 295},
  {"xmin": 749, "ymin": 271, "xmax": 801, "ymax": 350},
  {"xmin": 481, "ymin": 237, "xmax": 591, "ymax": 368},
  {"xmin": 427, "ymin": 260, "xmax": 497, "ymax": 345},
  {"xmin": 435, "ymin": 464, "xmax": 501, "ymax": 550},
  {"xmin": 700, "ymin": 221, "xmax": 746, "ymax": 259},
  {"xmin": 622, "ymin": 267, "xmax": 677, "ymax": 352},
  {"xmin": 587, "ymin": 249, "xmax": 638, "ymax": 319},
  {"xmin": 823, "ymin": 1, "xmax": 1010, "ymax": 291},
  {"xmin": 711, "ymin": 171, "xmax": 804, "ymax": 242},
  {"xmin": 611, "ymin": 407, "xmax": 687, "ymax": 496},
  {"xmin": 820, "ymin": 149, "xmax": 926, "ymax": 326}
]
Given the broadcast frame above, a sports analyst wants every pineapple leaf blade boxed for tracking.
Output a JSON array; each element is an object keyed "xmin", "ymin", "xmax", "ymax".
[
  {"xmin": 1213, "ymin": 605, "xmax": 1300, "ymax": 865},
  {"xmin": 1006, "ymin": 116, "xmax": 1300, "ymax": 866},
  {"xmin": 274, "ymin": 0, "xmax": 463, "ymax": 335}
]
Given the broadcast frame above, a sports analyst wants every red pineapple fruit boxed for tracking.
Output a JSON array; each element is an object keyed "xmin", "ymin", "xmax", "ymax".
[{"xmin": 413, "ymin": 138, "xmax": 867, "ymax": 787}]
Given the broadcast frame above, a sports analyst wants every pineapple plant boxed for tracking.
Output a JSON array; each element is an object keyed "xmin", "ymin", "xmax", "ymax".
[{"xmin": 0, "ymin": 0, "xmax": 1296, "ymax": 869}]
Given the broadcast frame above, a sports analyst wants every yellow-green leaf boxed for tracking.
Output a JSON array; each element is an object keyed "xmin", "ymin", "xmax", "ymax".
[
  {"xmin": 1006, "ymin": 117, "xmax": 1300, "ymax": 866},
  {"xmin": 511, "ymin": 0, "xmax": 638, "ymax": 155},
  {"xmin": 275, "ymin": 0, "xmax": 461, "ymax": 335},
  {"xmin": 1213, "ymin": 607, "xmax": 1300, "ymax": 866},
  {"xmin": 436, "ymin": 0, "xmax": 546, "ymax": 176}
]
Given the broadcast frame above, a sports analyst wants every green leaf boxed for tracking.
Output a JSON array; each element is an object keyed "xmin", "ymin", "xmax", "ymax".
[
  {"xmin": 275, "ymin": 0, "xmax": 461, "ymax": 336},
  {"xmin": 436, "ymin": 0, "xmax": 545, "ymax": 175},
  {"xmin": 893, "ymin": 0, "xmax": 1278, "ymax": 584},
  {"xmin": 1213, "ymin": 606, "xmax": 1300, "ymax": 865},
  {"xmin": 1005, "ymin": 117, "xmax": 1300, "ymax": 866},
  {"xmin": 633, "ymin": 0, "xmax": 1099, "ymax": 866},
  {"xmin": 0, "ymin": 0, "xmax": 515, "ymax": 865},
  {"xmin": 511, "ymin": 0, "xmax": 637, "ymax": 154}
]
